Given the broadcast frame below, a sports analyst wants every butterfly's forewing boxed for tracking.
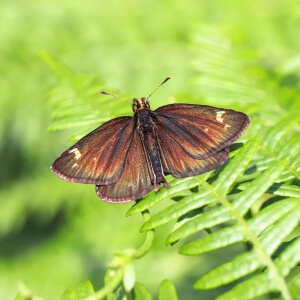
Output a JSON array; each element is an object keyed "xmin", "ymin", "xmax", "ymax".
[
  {"xmin": 154, "ymin": 104, "xmax": 250, "ymax": 159},
  {"xmin": 96, "ymin": 129, "xmax": 153, "ymax": 203},
  {"xmin": 51, "ymin": 117, "xmax": 133, "ymax": 185}
]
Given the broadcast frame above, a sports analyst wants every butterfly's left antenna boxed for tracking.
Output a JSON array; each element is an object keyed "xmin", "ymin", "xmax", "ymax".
[
  {"xmin": 147, "ymin": 77, "xmax": 171, "ymax": 100},
  {"xmin": 99, "ymin": 91, "xmax": 132, "ymax": 103}
]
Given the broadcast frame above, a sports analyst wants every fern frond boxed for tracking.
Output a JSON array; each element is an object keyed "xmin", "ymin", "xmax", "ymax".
[
  {"xmin": 179, "ymin": 198, "xmax": 299, "ymax": 255},
  {"xmin": 216, "ymin": 237, "xmax": 300, "ymax": 300},
  {"xmin": 193, "ymin": 207, "xmax": 299, "ymax": 299},
  {"xmin": 41, "ymin": 51, "xmax": 129, "ymax": 140},
  {"xmin": 191, "ymin": 27, "xmax": 267, "ymax": 107}
]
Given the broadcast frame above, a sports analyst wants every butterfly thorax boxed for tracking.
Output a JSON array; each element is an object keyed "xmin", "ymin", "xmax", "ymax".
[{"xmin": 134, "ymin": 98, "xmax": 155, "ymax": 131}]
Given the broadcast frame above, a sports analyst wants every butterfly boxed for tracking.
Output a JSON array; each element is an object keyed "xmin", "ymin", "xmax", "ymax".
[{"xmin": 51, "ymin": 77, "xmax": 250, "ymax": 203}]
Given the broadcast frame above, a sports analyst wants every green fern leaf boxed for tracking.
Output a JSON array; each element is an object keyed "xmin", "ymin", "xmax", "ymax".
[
  {"xmin": 133, "ymin": 282, "xmax": 152, "ymax": 300},
  {"xmin": 60, "ymin": 288, "xmax": 77, "ymax": 300},
  {"xmin": 14, "ymin": 294, "xmax": 26, "ymax": 300},
  {"xmin": 158, "ymin": 279, "xmax": 178, "ymax": 300},
  {"xmin": 238, "ymin": 182, "xmax": 300, "ymax": 198},
  {"xmin": 77, "ymin": 281, "xmax": 95, "ymax": 299}
]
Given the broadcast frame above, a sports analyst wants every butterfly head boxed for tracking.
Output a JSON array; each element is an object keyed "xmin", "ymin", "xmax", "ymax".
[{"xmin": 132, "ymin": 97, "xmax": 150, "ymax": 112}]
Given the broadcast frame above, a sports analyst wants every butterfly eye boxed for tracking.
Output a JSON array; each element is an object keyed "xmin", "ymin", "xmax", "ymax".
[
  {"xmin": 145, "ymin": 100, "xmax": 150, "ymax": 109},
  {"xmin": 132, "ymin": 103, "xmax": 138, "ymax": 112}
]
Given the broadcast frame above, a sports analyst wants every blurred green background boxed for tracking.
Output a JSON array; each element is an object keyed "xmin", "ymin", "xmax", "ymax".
[{"xmin": 1, "ymin": 0, "xmax": 300, "ymax": 299}]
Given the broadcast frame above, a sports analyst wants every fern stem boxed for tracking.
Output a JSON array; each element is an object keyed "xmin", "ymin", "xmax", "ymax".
[
  {"xmin": 133, "ymin": 210, "xmax": 155, "ymax": 259},
  {"xmin": 197, "ymin": 177, "xmax": 292, "ymax": 300},
  {"xmin": 92, "ymin": 268, "xmax": 124, "ymax": 300}
]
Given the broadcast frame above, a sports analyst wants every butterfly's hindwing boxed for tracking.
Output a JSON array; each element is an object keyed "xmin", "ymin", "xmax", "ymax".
[
  {"xmin": 96, "ymin": 127, "xmax": 153, "ymax": 203},
  {"xmin": 156, "ymin": 122, "xmax": 230, "ymax": 177}
]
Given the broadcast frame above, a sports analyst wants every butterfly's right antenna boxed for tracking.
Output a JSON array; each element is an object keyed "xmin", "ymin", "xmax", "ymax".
[
  {"xmin": 99, "ymin": 91, "xmax": 132, "ymax": 103},
  {"xmin": 147, "ymin": 77, "xmax": 171, "ymax": 100}
]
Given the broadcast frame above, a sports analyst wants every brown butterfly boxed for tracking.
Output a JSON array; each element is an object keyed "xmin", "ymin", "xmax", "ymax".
[{"xmin": 51, "ymin": 77, "xmax": 250, "ymax": 203}]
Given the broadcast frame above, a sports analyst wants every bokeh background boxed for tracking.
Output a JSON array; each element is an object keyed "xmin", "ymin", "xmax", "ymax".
[{"xmin": 1, "ymin": 0, "xmax": 300, "ymax": 299}]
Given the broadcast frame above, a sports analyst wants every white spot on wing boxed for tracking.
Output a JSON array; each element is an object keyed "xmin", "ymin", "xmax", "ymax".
[
  {"xmin": 69, "ymin": 148, "xmax": 81, "ymax": 160},
  {"xmin": 216, "ymin": 111, "xmax": 226, "ymax": 123},
  {"xmin": 224, "ymin": 124, "xmax": 231, "ymax": 130},
  {"xmin": 72, "ymin": 163, "xmax": 79, "ymax": 168},
  {"xmin": 204, "ymin": 128, "xmax": 209, "ymax": 132}
]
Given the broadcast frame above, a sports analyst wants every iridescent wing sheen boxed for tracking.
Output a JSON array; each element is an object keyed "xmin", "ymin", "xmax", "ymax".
[
  {"xmin": 96, "ymin": 129, "xmax": 153, "ymax": 203},
  {"xmin": 51, "ymin": 116, "xmax": 133, "ymax": 185},
  {"xmin": 154, "ymin": 104, "xmax": 250, "ymax": 159}
]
